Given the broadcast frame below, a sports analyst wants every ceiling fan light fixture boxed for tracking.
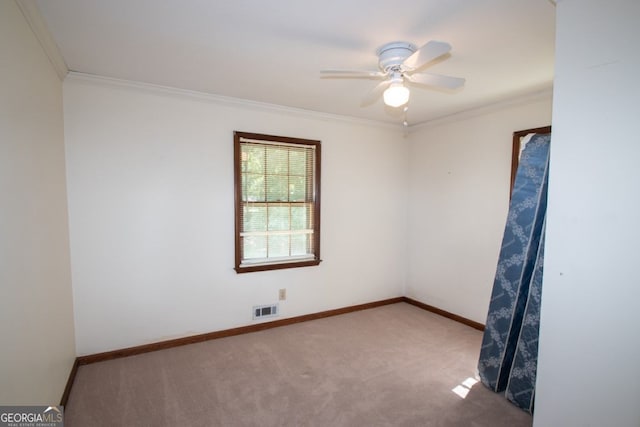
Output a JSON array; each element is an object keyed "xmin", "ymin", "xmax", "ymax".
[{"xmin": 383, "ymin": 83, "xmax": 410, "ymax": 107}]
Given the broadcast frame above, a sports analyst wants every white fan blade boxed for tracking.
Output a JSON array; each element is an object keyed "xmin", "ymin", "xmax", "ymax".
[
  {"xmin": 402, "ymin": 40, "xmax": 452, "ymax": 71},
  {"xmin": 407, "ymin": 73, "xmax": 465, "ymax": 89},
  {"xmin": 320, "ymin": 69, "xmax": 385, "ymax": 79},
  {"xmin": 361, "ymin": 80, "xmax": 392, "ymax": 106}
]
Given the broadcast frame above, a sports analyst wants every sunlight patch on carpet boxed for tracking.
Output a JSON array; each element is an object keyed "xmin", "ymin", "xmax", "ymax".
[{"xmin": 452, "ymin": 376, "xmax": 479, "ymax": 399}]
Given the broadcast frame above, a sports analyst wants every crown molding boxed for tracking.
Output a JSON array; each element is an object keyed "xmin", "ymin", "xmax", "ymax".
[
  {"xmin": 15, "ymin": 0, "xmax": 68, "ymax": 81},
  {"xmin": 64, "ymin": 73, "xmax": 551, "ymax": 134},
  {"xmin": 408, "ymin": 85, "xmax": 554, "ymax": 132},
  {"xmin": 65, "ymin": 72, "xmax": 403, "ymax": 132}
]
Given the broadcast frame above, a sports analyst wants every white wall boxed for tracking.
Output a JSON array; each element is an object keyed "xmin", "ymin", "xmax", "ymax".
[
  {"xmin": 534, "ymin": 1, "xmax": 640, "ymax": 426},
  {"xmin": 63, "ymin": 75, "xmax": 408, "ymax": 355},
  {"xmin": 0, "ymin": 1, "xmax": 75, "ymax": 404},
  {"xmin": 406, "ymin": 96, "xmax": 552, "ymax": 323}
]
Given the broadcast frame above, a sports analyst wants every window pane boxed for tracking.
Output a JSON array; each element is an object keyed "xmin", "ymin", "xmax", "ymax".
[
  {"xmin": 266, "ymin": 175, "xmax": 288, "ymax": 202},
  {"xmin": 268, "ymin": 235, "xmax": 289, "ymax": 257},
  {"xmin": 268, "ymin": 206, "xmax": 290, "ymax": 231},
  {"xmin": 289, "ymin": 149, "xmax": 307, "ymax": 176},
  {"xmin": 266, "ymin": 147, "xmax": 288, "ymax": 174},
  {"xmin": 243, "ymin": 145, "xmax": 264, "ymax": 174},
  {"xmin": 289, "ymin": 176, "xmax": 307, "ymax": 202},
  {"xmin": 243, "ymin": 235, "xmax": 267, "ymax": 259},
  {"xmin": 243, "ymin": 206, "xmax": 267, "ymax": 232},
  {"xmin": 244, "ymin": 174, "xmax": 265, "ymax": 202},
  {"xmin": 291, "ymin": 206, "xmax": 308, "ymax": 230},
  {"xmin": 291, "ymin": 234, "xmax": 309, "ymax": 256}
]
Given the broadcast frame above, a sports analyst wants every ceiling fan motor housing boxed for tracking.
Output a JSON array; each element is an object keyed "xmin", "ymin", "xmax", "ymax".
[{"xmin": 376, "ymin": 41, "xmax": 417, "ymax": 72}]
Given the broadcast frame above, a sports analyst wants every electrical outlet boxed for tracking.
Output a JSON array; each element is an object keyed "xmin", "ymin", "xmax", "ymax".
[{"xmin": 279, "ymin": 288, "xmax": 286, "ymax": 301}]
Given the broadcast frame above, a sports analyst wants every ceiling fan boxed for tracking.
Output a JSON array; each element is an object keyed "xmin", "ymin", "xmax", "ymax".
[{"xmin": 321, "ymin": 40, "xmax": 465, "ymax": 108}]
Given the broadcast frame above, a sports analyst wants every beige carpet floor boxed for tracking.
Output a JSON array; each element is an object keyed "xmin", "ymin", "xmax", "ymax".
[{"xmin": 65, "ymin": 303, "xmax": 532, "ymax": 426}]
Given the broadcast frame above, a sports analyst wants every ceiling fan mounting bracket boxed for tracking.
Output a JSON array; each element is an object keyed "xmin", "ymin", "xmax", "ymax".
[{"xmin": 376, "ymin": 41, "xmax": 417, "ymax": 72}]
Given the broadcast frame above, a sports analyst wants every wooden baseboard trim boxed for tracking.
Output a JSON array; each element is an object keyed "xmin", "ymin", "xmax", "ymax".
[
  {"xmin": 402, "ymin": 297, "xmax": 485, "ymax": 331},
  {"xmin": 77, "ymin": 297, "xmax": 404, "ymax": 366},
  {"xmin": 60, "ymin": 357, "xmax": 79, "ymax": 407}
]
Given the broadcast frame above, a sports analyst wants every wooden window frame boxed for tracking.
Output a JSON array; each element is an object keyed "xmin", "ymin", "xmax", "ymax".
[
  {"xmin": 511, "ymin": 126, "xmax": 551, "ymax": 198},
  {"xmin": 234, "ymin": 131, "xmax": 321, "ymax": 273}
]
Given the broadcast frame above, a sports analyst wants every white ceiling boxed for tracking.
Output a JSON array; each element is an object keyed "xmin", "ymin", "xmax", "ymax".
[{"xmin": 34, "ymin": 0, "xmax": 555, "ymax": 126}]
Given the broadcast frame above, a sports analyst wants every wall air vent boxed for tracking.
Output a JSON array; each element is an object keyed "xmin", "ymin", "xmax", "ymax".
[{"xmin": 253, "ymin": 304, "xmax": 278, "ymax": 320}]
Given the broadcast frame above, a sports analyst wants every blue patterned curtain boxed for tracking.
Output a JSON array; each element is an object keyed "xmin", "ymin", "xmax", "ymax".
[{"xmin": 477, "ymin": 133, "xmax": 550, "ymax": 413}]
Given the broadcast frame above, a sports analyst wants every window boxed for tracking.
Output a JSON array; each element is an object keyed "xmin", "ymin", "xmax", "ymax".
[
  {"xmin": 234, "ymin": 131, "xmax": 321, "ymax": 273},
  {"xmin": 511, "ymin": 126, "xmax": 551, "ymax": 198}
]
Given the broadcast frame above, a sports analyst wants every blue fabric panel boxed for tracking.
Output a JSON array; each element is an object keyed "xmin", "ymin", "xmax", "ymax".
[
  {"xmin": 478, "ymin": 134, "xmax": 550, "ymax": 394},
  {"xmin": 506, "ymin": 221, "xmax": 546, "ymax": 412}
]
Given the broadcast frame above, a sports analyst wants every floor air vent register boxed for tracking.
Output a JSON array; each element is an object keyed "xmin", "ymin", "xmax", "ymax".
[{"xmin": 253, "ymin": 304, "xmax": 278, "ymax": 320}]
